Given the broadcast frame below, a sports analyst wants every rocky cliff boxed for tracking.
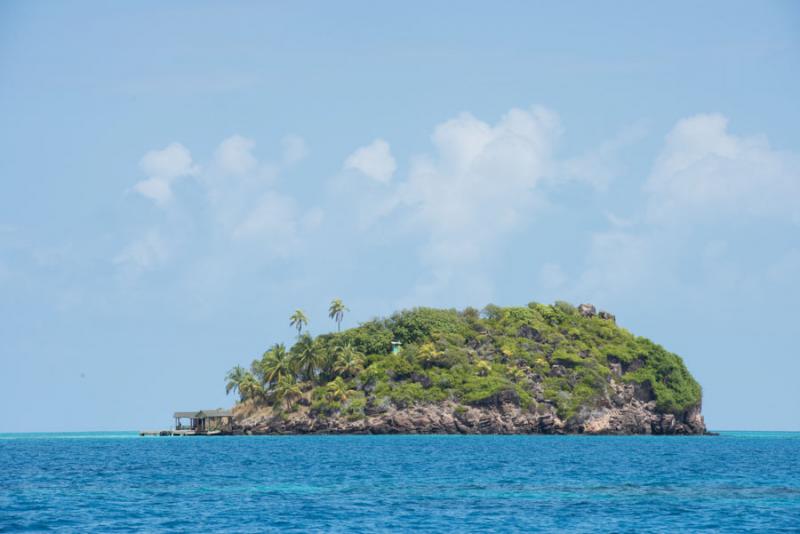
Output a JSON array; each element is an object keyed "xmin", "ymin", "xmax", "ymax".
[
  {"xmin": 233, "ymin": 378, "xmax": 705, "ymax": 435},
  {"xmin": 228, "ymin": 302, "xmax": 707, "ymax": 435}
]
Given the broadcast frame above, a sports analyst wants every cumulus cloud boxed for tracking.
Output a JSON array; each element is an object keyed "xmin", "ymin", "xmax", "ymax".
[
  {"xmin": 394, "ymin": 107, "xmax": 560, "ymax": 269},
  {"xmin": 113, "ymin": 228, "xmax": 169, "ymax": 270},
  {"xmin": 604, "ymin": 211, "xmax": 636, "ymax": 229},
  {"xmin": 645, "ymin": 113, "xmax": 800, "ymax": 223},
  {"xmin": 344, "ymin": 139, "xmax": 396, "ymax": 183},
  {"xmin": 231, "ymin": 192, "xmax": 323, "ymax": 258},
  {"xmin": 568, "ymin": 114, "xmax": 800, "ymax": 302},
  {"xmin": 233, "ymin": 192, "xmax": 296, "ymax": 239},
  {"xmin": 301, "ymin": 207, "xmax": 325, "ymax": 231},
  {"xmin": 206, "ymin": 135, "xmax": 313, "ymax": 245},
  {"xmin": 559, "ymin": 123, "xmax": 647, "ymax": 191},
  {"xmin": 132, "ymin": 178, "xmax": 172, "ymax": 205},
  {"xmin": 282, "ymin": 135, "xmax": 309, "ymax": 165},
  {"xmin": 133, "ymin": 143, "xmax": 198, "ymax": 205},
  {"xmin": 214, "ymin": 135, "xmax": 257, "ymax": 175},
  {"xmin": 340, "ymin": 106, "xmax": 561, "ymax": 301},
  {"xmin": 123, "ymin": 134, "xmax": 324, "ymax": 273}
]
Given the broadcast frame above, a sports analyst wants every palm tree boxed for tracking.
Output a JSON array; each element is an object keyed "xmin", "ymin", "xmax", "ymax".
[
  {"xmin": 225, "ymin": 365, "xmax": 248, "ymax": 397},
  {"xmin": 326, "ymin": 376, "xmax": 352, "ymax": 403},
  {"xmin": 257, "ymin": 343, "xmax": 293, "ymax": 387},
  {"xmin": 289, "ymin": 309, "xmax": 308, "ymax": 337},
  {"xmin": 317, "ymin": 345, "xmax": 339, "ymax": 383},
  {"xmin": 333, "ymin": 343, "xmax": 364, "ymax": 378},
  {"xmin": 328, "ymin": 298, "xmax": 348, "ymax": 332},
  {"xmin": 272, "ymin": 375, "xmax": 303, "ymax": 411},
  {"xmin": 291, "ymin": 332, "xmax": 318, "ymax": 382},
  {"xmin": 238, "ymin": 373, "xmax": 263, "ymax": 401}
]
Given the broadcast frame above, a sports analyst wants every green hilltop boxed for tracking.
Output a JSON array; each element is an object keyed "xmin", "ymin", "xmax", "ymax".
[{"xmin": 226, "ymin": 300, "xmax": 702, "ymax": 427}]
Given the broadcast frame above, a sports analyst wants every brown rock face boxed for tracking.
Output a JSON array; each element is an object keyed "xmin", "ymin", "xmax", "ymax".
[{"xmin": 234, "ymin": 377, "xmax": 707, "ymax": 436}]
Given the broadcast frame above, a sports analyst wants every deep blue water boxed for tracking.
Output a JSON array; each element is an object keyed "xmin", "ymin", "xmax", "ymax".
[{"xmin": 1, "ymin": 432, "xmax": 798, "ymax": 532}]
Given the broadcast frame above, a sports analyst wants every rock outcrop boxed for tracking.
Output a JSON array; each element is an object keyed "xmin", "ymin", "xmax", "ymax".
[
  {"xmin": 578, "ymin": 304, "xmax": 616, "ymax": 324},
  {"xmin": 233, "ymin": 377, "xmax": 706, "ymax": 435},
  {"xmin": 598, "ymin": 310, "xmax": 616, "ymax": 323}
]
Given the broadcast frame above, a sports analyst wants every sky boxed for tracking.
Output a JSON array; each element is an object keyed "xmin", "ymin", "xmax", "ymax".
[{"xmin": 1, "ymin": 1, "xmax": 799, "ymax": 432}]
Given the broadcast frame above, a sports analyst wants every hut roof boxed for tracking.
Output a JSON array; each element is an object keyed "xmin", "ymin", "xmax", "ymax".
[{"xmin": 174, "ymin": 409, "xmax": 232, "ymax": 419}]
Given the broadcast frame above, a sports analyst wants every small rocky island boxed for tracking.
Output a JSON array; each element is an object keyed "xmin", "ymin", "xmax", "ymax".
[{"xmin": 226, "ymin": 301, "xmax": 706, "ymax": 435}]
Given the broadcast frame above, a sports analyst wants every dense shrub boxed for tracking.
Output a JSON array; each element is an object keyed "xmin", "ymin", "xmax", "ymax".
[
  {"xmin": 460, "ymin": 373, "xmax": 516, "ymax": 405},
  {"xmin": 339, "ymin": 319, "xmax": 394, "ymax": 356},
  {"xmin": 234, "ymin": 300, "xmax": 702, "ymax": 420},
  {"xmin": 623, "ymin": 339, "xmax": 702, "ymax": 414},
  {"xmin": 389, "ymin": 307, "xmax": 471, "ymax": 344}
]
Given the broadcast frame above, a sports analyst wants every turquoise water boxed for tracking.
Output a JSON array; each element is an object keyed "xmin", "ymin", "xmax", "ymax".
[{"xmin": 1, "ymin": 432, "xmax": 798, "ymax": 532}]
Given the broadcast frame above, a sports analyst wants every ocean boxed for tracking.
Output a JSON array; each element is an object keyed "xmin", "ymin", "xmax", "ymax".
[{"xmin": 1, "ymin": 432, "xmax": 798, "ymax": 532}]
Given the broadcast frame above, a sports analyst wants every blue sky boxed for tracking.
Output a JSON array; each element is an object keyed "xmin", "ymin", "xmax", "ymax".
[{"xmin": 1, "ymin": 1, "xmax": 798, "ymax": 431}]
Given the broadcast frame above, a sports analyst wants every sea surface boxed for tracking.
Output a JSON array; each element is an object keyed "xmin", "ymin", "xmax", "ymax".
[{"xmin": 0, "ymin": 432, "xmax": 798, "ymax": 532}]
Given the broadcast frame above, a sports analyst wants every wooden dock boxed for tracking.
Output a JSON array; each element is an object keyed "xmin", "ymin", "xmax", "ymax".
[{"xmin": 139, "ymin": 429, "xmax": 226, "ymax": 437}]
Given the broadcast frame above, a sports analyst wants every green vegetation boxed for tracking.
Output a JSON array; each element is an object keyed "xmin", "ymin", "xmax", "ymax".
[
  {"xmin": 328, "ymin": 299, "xmax": 348, "ymax": 333},
  {"xmin": 289, "ymin": 309, "xmax": 308, "ymax": 337},
  {"xmin": 225, "ymin": 301, "xmax": 702, "ymax": 423}
]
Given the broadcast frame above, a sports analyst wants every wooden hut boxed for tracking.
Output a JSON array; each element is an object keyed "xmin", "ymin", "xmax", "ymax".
[{"xmin": 173, "ymin": 409, "xmax": 233, "ymax": 434}]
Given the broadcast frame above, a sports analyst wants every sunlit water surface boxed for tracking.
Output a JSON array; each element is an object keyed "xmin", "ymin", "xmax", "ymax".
[{"xmin": 1, "ymin": 432, "xmax": 798, "ymax": 532}]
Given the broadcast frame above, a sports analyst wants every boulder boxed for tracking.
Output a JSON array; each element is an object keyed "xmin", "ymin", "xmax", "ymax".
[
  {"xmin": 467, "ymin": 388, "xmax": 521, "ymax": 409},
  {"xmin": 598, "ymin": 310, "xmax": 616, "ymax": 322},
  {"xmin": 517, "ymin": 324, "xmax": 543, "ymax": 341},
  {"xmin": 578, "ymin": 303, "xmax": 597, "ymax": 317}
]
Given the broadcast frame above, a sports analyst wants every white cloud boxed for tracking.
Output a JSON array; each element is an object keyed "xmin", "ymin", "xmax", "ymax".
[
  {"xmin": 231, "ymin": 192, "xmax": 323, "ymax": 258},
  {"xmin": 132, "ymin": 178, "xmax": 172, "ymax": 205},
  {"xmin": 567, "ymin": 114, "xmax": 800, "ymax": 303},
  {"xmin": 232, "ymin": 191, "xmax": 299, "ymax": 242},
  {"xmin": 575, "ymin": 230, "xmax": 655, "ymax": 299},
  {"xmin": 341, "ymin": 106, "xmax": 561, "ymax": 302},
  {"xmin": 605, "ymin": 211, "xmax": 635, "ymax": 228},
  {"xmin": 133, "ymin": 143, "xmax": 198, "ymax": 205},
  {"xmin": 559, "ymin": 123, "xmax": 647, "ymax": 191},
  {"xmin": 214, "ymin": 135, "xmax": 257, "ymax": 175},
  {"xmin": 207, "ymin": 136, "xmax": 304, "ymax": 244},
  {"xmin": 301, "ymin": 207, "xmax": 325, "ymax": 231},
  {"xmin": 124, "ymin": 134, "xmax": 324, "ymax": 274},
  {"xmin": 344, "ymin": 139, "xmax": 397, "ymax": 183},
  {"xmin": 113, "ymin": 229, "xmax": 169, "ymax": 270},
  {"xmin": 394, "ymin": 107, "xmax": 560, "ymax": 269},
  {"xmin": 203, "ymin": 136, "xmax": 279, "ymax": 231},
  {"xmin": 140, "ymin": 142, "xmax": 196, "ymax": 179},
  {"xmin": 645, "ymin": 113, "xmax": 800, "ymax": 223},
  {"xmin": 282, "ymin": 135, "xmax": 309, "ymax": 165}
]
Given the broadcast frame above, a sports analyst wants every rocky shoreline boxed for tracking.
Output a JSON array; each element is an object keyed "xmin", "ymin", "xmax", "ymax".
[{"xmin": 234, "ymin": 377, "xmax": 706, "ymax": 435}]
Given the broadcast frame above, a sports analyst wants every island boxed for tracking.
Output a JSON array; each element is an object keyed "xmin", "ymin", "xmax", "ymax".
[{"xmin": 224, "ymin": 301, "xmax": 706, "ymax": 435}]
